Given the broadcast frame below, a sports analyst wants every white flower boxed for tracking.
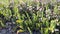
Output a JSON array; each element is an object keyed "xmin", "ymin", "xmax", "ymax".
[
  {"xmin": 55, "ymin": 29, "xmax": 59, "ymax": 32},
  {"xmin": 45, "ymin": 9, "xmax": 51, "ymax": 14},
  {"xmin": 52, "ymin": 30, "xmax": 54, "ymax": 33},
  {"xmin": 29, "ymin": 6, "xmax": 32, "ymax": 11},
  {"xmin": 39, "ymin": 8, "xmax": 43, "ymax": 11},
  {"xmin": 57, "ymin": 23, "xmax": 59, "ymax": 26}
]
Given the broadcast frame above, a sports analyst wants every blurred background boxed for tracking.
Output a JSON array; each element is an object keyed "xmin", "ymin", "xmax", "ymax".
[{"xmin": 0, "ymin": 0, "xmax": 60, "ymax": 34}]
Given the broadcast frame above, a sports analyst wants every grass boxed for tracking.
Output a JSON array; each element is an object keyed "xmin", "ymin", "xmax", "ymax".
[{"xmin": 0, "ymin": 0, "xmax": 60, "ymax": 34}]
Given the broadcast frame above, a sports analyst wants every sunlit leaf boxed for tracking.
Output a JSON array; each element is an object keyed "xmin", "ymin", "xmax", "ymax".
[
  {"xmin": 17, "ymin": 29, "xmax": 24, "ymax": 33},
  {"xmin": 16, "ymin": 20, "xmax": 23, "ymax": 23}
]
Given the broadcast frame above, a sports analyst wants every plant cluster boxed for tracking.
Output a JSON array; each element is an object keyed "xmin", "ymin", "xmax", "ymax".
[{"xmin": 0, "ymin": 0, "xmax": 60, "ymax": 34}]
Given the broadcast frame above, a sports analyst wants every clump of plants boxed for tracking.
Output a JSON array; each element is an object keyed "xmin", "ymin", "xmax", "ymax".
[{"xmin": 0, "ymin": 0, "xmax": 60, "ymax": 34}]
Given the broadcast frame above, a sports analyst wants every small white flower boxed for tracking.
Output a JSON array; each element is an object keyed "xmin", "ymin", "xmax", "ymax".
[
  {"xmin": 45, "ymin": 9, "xmax": 51, "ymax": 15},
  {"xmin": 39, "ymin": 8, "xmax": 43, "ymax": 11},
  {"xmin": 29, "ymin": 6, "xmax": 32, "ymax": 11},
  {"xmin": 37, "ymin": 6, "xmax": 39, "ymax": 10},
  {"xmin": 48, "ymin": 16, "xmax": 50, "ymax": 20},
  {"xmin": 20, "ymin": 7, "xmax": 22, "ymax": 10},
  {"xmin": 33, "ymin": 7, "xmax": 35, "ymax": 9},
  {"xmin": 52, "ymin": 30, "xmax": 54, "ymax": 33},
  {"xmin": 29, "ymin": 6, "xmax": 32, "ymax": 8},
  {"xmin": 56, "ymin": 19, "xmax": 58, "ymax": 22},
  {"xmin": 57, "ymin": 23, "xmax": 59, "ymax": 26},
  {"xmin": 55, "ymin": 29, "xmax": 59, "ymax": 31}
]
